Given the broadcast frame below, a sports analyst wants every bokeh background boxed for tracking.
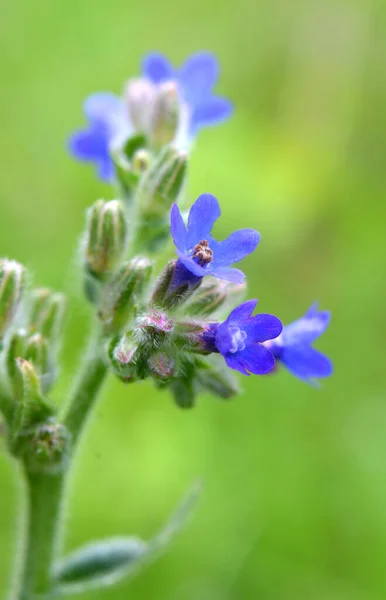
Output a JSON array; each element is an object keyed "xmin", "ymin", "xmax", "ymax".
[{"xmin": 1, "ymin": 0, "xmax": 386, "ymax": 598}]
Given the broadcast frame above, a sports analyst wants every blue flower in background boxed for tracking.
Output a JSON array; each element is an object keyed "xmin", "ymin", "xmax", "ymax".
[
  {"xmin": 143, "ymin": 52, "xmax": 232, "ymax": 135},
  {"xmin": 69, "ymin": 52, "xmax": 233, "ymax": 181},
  {"xmin": 202, "ymin": 300, "xmax": 283, "ymax": 375},
  {"xmin": 265, "ymin": 303, "xmax": 333, "ymax": 384},
  {"xmin": 170, "ymin": 193, "xmax": 259, "ymax": 286}
]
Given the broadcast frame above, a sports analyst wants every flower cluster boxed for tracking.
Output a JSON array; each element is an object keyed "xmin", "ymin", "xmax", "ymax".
[
  {"xmin": 0, "ymin": 49, "xmax": 335, "ymax": 600},
  {"xmin": 65, "ymin": 50, "xmax": 333, "ymax": 406},
  {"xmin": 69, "ymin": 52, "xmax": 232, "ymax": 182}
]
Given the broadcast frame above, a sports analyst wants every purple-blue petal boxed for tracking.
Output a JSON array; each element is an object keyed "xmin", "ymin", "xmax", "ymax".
[
  {"xmin": 179, "ymin": 52, "xmax": 219, "ymax": 105},
  {"xmin": 187, "ymin": 193, "xmax": 221, "ymax": 247},
  {"xmin": 280, "ymin": 345, "xmax": 333, "ymax": 382},
  {"xmin": 84, "ymin": 93, "xmax": 124, "ymax": 124},
  {"xmin": 97, "ymin": 156, "xmax": 115, "ymax": 182},
  {"xmin": 226, "ymin": 299, "xmax": 258, "ymax": 325},
  {"xmin": 170, "ymin": 204, "xmax": 188, "ymax": 252},
  {"xmin": 243, "ymin": 314, "xmax": 283, "ymax": 343},
  {"xmin": 68, "ymin": 128, "xmax": 108, "ymax": 161},
  {"xmin": 282, "ymin": 310, "xmax": 331, "ymax": 346},
  {"xmin": 224, "ymin": 353, "xmax": 250, "ymax": 376},
  {"xmin": 209, "ymin": 229, "xmax": 260, "ymax": 268},
  {"xmin": 68, "ymin": 125, "xmax": 115, "ymax": 182},
  {"xmin": 142, "ymin": 53, "xmax": 174, "ymax": 84},
  {"xmin": 237, "ymin": 344, "xmax": 276, "ymax": 375},
  {"xmin": 175, "ymin": 249, "xmax": 208, "ymax": 278},
  {"xmin": 191, "ymin": 97, "xmax": 233, "ymax": 133},
  {"xmin": 207, "ymin": 265, "xmax": 246, "ymax": 283}
]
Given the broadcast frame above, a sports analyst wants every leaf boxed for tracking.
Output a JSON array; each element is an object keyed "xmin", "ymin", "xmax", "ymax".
[
  {"xmin": 54, "ymin": 480, "xmax": 202, "ymax": 595},
  {"xmin": 54, "ymin": 537, "xmax": 148, "ymax": 594}
]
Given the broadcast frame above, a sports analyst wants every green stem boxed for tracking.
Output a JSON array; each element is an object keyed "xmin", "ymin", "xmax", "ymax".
[
  {"xmin": 14, "ymin": 334, "xmax": 108, "ymax": 599},
  {"xmin": 17, "ymin": 470, "xmax": 64, "ymax": 600},
  {"xmin": 63, "ymin": 336, "xmax": 108, "ymax": 447}
]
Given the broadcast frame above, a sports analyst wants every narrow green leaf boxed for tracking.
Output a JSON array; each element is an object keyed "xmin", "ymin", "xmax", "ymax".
[
  {"xmin": 54, "ymin": 481, "xmax": 202, "ymax": 595},
  {"xmin": 54, "ymin": 537, "xmax": 147, "ymax": 594}
]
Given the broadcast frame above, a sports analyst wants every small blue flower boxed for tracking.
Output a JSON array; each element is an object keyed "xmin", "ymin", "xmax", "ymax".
[
  {"xmin": 202, "ymin": 299, "xmax": 282, "ymax": 375},
  {"xmin": 68, "ymin": 93, "xmax": 131, "ymax": 181},
  {"xmin": 266, "ymin": 303, "xmax": 333, "ymax": 384},
  {"xmin": 68, "ymin": 52, "xmax": 232, "ymax": 181},
  {"xmin": 143, "ymin": 52, "xmax": 232, "ymax": 136},
  {"xmin": 170, "ymin": 193, "xmax": 260, "ymax": 286}
]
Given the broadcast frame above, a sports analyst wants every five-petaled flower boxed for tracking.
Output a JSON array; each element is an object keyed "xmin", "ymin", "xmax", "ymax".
[
  {"xmin": 265, "ymin": 303, "xmax": 333, "ymax": 384},
  {"xmin": 69, "ymin": 52, "xmax": 233, "ymax": 181},
  {"xmin": 170, "ymin": 193, "xmax": 259, "ymax": 287},
  {"xmin": 201, "ymin": 299, "xmax": 282, "ymax": 375}
]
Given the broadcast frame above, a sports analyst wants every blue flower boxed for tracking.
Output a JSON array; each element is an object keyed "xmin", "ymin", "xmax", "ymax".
[
  {"xmin": 202, "ymin": 299, "xmax": 282, "ymax": 375},
  {"xmin": 68, "ymin": 52, "xmax": 233, "ymax": 181},
  {"xmin": 170, "ymin": 193, "xmax": 260, "ymax": 286},
  {"xmin": 68, "ymin": 94, "xmax": 131, "ymax": 181},
  {"xmin": 265, "ymin": 303, "xmax": 333, "ymax": 384},
  {"xmin": 142, "ymin": 52, "xmax": 232, "ymax": 136}
]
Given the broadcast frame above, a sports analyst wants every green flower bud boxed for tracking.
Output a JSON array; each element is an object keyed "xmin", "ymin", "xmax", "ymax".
[
  {"xmin": 107, "ymin": 335, "xmax": 139, "ymax": 383},
  {"xmin": 150, "ymin": 260, "xmax": 197, "ymax": 310},
  {"xmin": 29, "ymin": 288, "xmax": 66, "ymax": 343},
  {"xmin": 11, "ymin": 359, "xmax": 54, "ymax": 448},
  {"xmin": 170, "ymin": 361, "xmax": 196, "ymax": 409},
  {"xmin": 173, "ymin": 321, "xmax": 207, "ymax": 351},
  {"xmin": 138, "ymin": 147, "xmax": 187, "ymax": 216},
  {"xmin": 136, "ymin": 309, "xmax": 174, "ymax": 344},
  {"xmin": 148, "ymin": 352, "xmax": 175, "ymax": 382},
  {"xmin": 99, "ymin": 257, "xmax": 153, "ymax": 333},
  {"xmin": 149, "ymin": 82, "xmax": 180, "ymax": 147},
  {"xmin": 133, "ymin": 148, "xmax": 187, "ymax": 253},
  {"xmin": 5, "ymin": 328, "xmax": 27, "ymax": 400},
  {"xmin": 184, "ymin": 280, "xmax": 229, "ymax": 317},
  {"xmin": 132, "ymin": 149, "xmax": 151, "ymax": 174},
  {"xmin": 20, "ymin": 421, "xmax": 71, "ymax": 474},
  {"xmin": 196, "ymin": 359, "xmax": 239, "ymax": 400},
  {"xmin": 0, "ymin": 259, "xmax": 26, "ymax": 342},
  {"xmin": 84, "ymin": 199, "xmax": 128, "ymax": 277}
]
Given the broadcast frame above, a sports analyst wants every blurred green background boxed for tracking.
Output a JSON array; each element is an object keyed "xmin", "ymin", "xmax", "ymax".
[{"xmin": 1, "ymin": 0, "xmax": 386, "ymax": 598}]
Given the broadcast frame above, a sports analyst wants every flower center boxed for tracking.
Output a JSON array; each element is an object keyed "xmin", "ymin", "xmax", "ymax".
[
  {"xmin": 192, "ymin": 240, "xmax": 213, "ymax": 266},
  {"xmin": 228, "ymin": 326, "xmax": 247, "ymax": 353}
]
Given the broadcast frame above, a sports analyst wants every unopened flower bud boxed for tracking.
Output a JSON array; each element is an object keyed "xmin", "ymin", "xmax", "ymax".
[
  {"xmin": 11, "ymin": 359, "xmax": 54, "ymax": 444},
  {"xmin": 185, "ymin": 280, "xmax": 229, "ymax": 317},
  {"xmin": 107, "ymin": 335, "xmax": 139, "ymax": 383},
  {"xmin": 6, "ymin": 329, "xmax": 28, "ymax": 400},
  {"xmin": 139, "ymin": 147, "xmax": 187, "ymax": 215},
  {"xmin": 21, "ymin": 421, "xmax": 71, "ymax": 474},
  {"xmin": 149, "ymin": 81, "xmax": 180, "ymax": 147},
  {"xmin": 29, "ymin": 288, "xmax": 66, "ymax": 343},
  {"xmin": 125, "ymin": 78, "xmax": 157, "ymax": 132},
  {"xmin": 148, "ymin": 352, "xmax": 175, "ymax": 381},
  {"xmin": 99, "ymin": 257, "xmax": 153, "ymax": 333},
  {"xmin": 0, "ymin": 259, "xmax": 26, "ymax": 342},
  {"xmin": 170, "ymin": 361, "xmax": 196, "ymax": 409},
  {"xmin": 174, "ymin": 321, "xmax": 207, "ymax": 351},
  {"xmin": 136, "ymin": 309, "xmax": 174, "ymax": 343},
  {"xmin": 151, "ymin": 260, "xmax": 197, "ymax": 310},
  {"xmin": 132, "ymin": 149, "xmax": 151, "ymax": 173},
  {"xmin": 84, "ymin": 199, "xmax": 128, "ymax": 277},
  {"xmin": 24, "ymin": 333, "xmax": 49, "ymax": 377},
  {"xmin": 196, "ymin": 360, "xmax": 239, "ymax": 399},
  {"xmin": 133, "ymin": 149, "xmax": 187, "ymax": 253}
]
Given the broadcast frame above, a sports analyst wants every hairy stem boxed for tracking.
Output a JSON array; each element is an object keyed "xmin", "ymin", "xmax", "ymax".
[
  {"xmin": 63, "ymin": 335, "xmax": 108, "ymax": 447},
  {"xmin": 13, "ymin": 333, "xmax": 108, "ymax": 599},
  {"xmin": 16, "ymin": 470, "xmax": 64, "ymax": 600}
]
